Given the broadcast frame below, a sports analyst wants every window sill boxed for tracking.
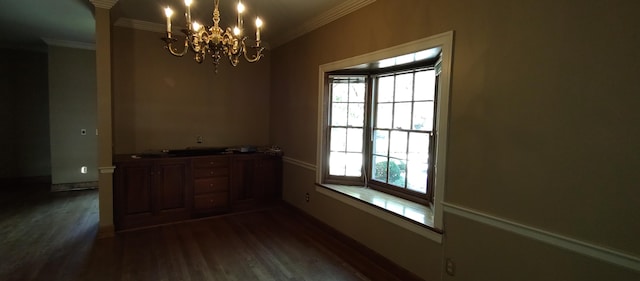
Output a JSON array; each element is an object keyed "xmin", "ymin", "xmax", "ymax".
[{"xmin": 315, "ymin": 183, "xmax": 442, "ymax": 243}]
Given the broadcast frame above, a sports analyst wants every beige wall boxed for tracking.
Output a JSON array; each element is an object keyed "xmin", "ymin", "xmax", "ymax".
[
  {"xmin": 112, "ymin": 27, "xmax": 271, "ymax": 154},
  {"xmin": 48, "ymin": 46, "xmax": 97, "ymax": 184},
  {"xmin": 0, "ymin": 49, "xmax": 50, "ymax": 180},
  {"xmin": 271, "ymin": 0, "xmax": 640, "ymax": 279}
]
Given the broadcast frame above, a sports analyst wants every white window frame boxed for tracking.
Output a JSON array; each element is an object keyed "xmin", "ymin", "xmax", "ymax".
[{"xmin": 316, "ymin": 31, "xmax": 453, "ymax": 231}]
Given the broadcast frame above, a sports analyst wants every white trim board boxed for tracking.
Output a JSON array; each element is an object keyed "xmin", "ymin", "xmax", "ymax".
[
  {"xmin": 443, "ymin": 202, "xmax": 640, "ymax": 272},
  {"xmin": 42, "ymin": 38, "xmax": 95, "ymax": 50},
  {"xmin": 282, "ymin": 156, "xmax": 316, "ymax": 171}
]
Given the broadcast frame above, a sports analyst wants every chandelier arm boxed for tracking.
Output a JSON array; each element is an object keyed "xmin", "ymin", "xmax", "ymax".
[
  {"xmin": 162, "ymin": 36, "xmax": 189, "ymax": 57},
  {"xmin": 243, "ymin": 43, "xmax": 264, "ymax": 63}
]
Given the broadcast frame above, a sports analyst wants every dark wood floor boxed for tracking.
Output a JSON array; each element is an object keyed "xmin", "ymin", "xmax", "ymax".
[{"xmin": 0, "ymin": 183, "xmax": 416, "ymax": 281}]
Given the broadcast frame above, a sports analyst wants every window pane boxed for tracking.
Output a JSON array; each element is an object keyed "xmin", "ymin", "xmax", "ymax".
[
  {"xmin": 395, "ymin": 73, "xmax": 413, "ymax": 102},
  {"xmin": 348, "ymin": 103, "xmax": 364, "ymax": 127},
  {"xmin": 390, "ymin": 131, "xmax": 407, "ymax": 159},
  {"xmin": 388, "ymin": 158, "xmax": 406, "ymax": 187},
  {"xmin": 372, "ymin": 155, "xmax": 388, "ymax": 183},
  {"xmin": 393, "ymin": 102, "xmax": 412, "ymax": 130},
  {"xmin": 412, "ymin": 101, "xmax": 434, "ymax": 131},
  {"xmin": 378, "ymin": 76, "xmax": 394, "ymax": 102},
  {"xmin": 406, "ymin": 160, "xmax": 428, "ymax": 193},
  {"xmin": 376, "ymin": 103, "xmax": 393, "ymax": 129},
  {"xmin": 349, "ymin": 82, "xmax": 365, "ymax": 102},
  {"xmin": 332, "ymin": 83, "xmax": 348, "ymax": 102},
  {"xmin": 329, "ymin": 152, "xmax": 346, "ymax": 176},
  {"xmin": 408, "ymin": 132, "xmax": 430, "ymax": 162},
  {"xmin": 330, "ymin": 128, "xmax": 346, "ymax": 152},
  {"xmin": 346, "ymin": 128, "xmax": 363, "ymax": 152},
  {"xmin": 331, "ymin": 103, "xmax": 347, "ymax": 126},
  {"xmin": 373, "ymin": 130, "xmax": 389, "ymax": 155},
  {"xmin": 345, "ymin": 153, "xmax": 362, "ymax": 176},
  {"xmin": 414, "ymin": 70, "xmax": 435, "ymax": 101}
]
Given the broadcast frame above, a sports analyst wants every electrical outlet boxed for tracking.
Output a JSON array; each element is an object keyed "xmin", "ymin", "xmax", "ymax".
[
  {"xmin": 305, "ymin": 192, "xmax": 310, "ymax": 203},
  {"xmin": 196, "ymin": 136, "xmax": 203, "ymax": 144},
  {"xmin": 445, "ymin": 258, "xmax": 456, "ymax": 276}
]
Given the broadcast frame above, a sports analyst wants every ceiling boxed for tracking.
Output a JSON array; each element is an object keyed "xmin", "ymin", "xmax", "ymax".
[{"xmin": 0, "ymin": 0, "xmax": 374, "ymax": 51}]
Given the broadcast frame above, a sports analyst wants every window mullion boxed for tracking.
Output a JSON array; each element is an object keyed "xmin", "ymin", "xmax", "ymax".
[
  {"xmin": 364, "ymin": 75, "xmax": 374, "ymax": 184},
  {"xmin": 386, "ymin": 75, "xmax": 396, "ymax": 184}
]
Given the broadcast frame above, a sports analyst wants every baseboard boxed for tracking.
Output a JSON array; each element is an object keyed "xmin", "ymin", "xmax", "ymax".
[
  {"xmin": 51, "ymin": 181, "xmax": 98, "ymax": 192},
  {"xmin": 283, "ymin": 202, "xmax": 424, "ymax": 281}
]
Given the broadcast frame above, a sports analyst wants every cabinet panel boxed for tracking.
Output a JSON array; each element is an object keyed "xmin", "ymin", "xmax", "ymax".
[
  {"xmin": 194, "ymin": 167, "xmax": 229, "ymax": 178},
  {"xmin": 194, "ymin": 192, "xmax": 229, "ymax": 210},
  {"xmin": 157, "ymin": 162, "xmax": 188, "ymax": 211},
  {"xmin": 121, "ymin": 165, "xmax": 153, "ymax": 215},
  {"xmin": 193, "ymin": 157, "xmax": 229, "ymax": 168},
  {"xmin": 194, "ymin": 177, "xmax": 229, "ymax": 194},
  {"xmin": 256, "ymin": 157, "xmax": 281, "ymax": 198},
  {"xmin": 231, "ymin": 154, "xmax": 282, "ymax": 211}
]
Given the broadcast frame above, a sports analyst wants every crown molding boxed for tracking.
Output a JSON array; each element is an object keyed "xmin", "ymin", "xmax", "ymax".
[
  {"xmin": 42, "ymin": 38, "xmax": 96, "ymax": 50},
  {"xmin": 270, "ymin": 0, "xmax": 376, "ymax": 47},
  {"xmin": 114, "ymin": 18, "xmax": 166, "ymax": 33},
  {"xmin": 90, "ymin": 0, "xmax": 119, "ymax": 9}
]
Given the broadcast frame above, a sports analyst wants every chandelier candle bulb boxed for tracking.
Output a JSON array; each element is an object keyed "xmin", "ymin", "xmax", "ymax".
[
  {"xmin": 164, "ymin": 7, "xmax": 173, "ymax": 34},
  {"xmin": 256, "ymin": 17, "xmax": 262, "ymax": 42},
  {"xmin": 185, "ymin": 0, "xmax": 192, "ymax": 24},
  {"xmin": 237, "ymin": 1, "xmax": 244, "ymax": 29}
]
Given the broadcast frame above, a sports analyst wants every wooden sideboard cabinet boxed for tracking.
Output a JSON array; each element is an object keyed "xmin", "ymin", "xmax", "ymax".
[
  {"xmin": 114, "ymin": 153, "xmax": 282, "ymax": 230},
  {"xmin": 231, "ymin": 154, "xmax": 282, "ymax": 211},
  {"xmin": 191, "ymin": 155, "xmax": 230, "ymax": 216},
  {"xmin": 114, "ymin": 158, "xmax": 191, "ymax": 230}
]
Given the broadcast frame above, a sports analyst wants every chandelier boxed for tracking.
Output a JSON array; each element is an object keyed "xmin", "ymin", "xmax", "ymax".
[{"xmin": 162, "ymin": 0, "xmax": 264, "ymax": 71}]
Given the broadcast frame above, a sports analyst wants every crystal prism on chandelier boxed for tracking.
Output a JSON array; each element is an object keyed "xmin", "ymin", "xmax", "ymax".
[{"xmin": 162, "ymin": 0, "xmax": 264, "ymax": 71}]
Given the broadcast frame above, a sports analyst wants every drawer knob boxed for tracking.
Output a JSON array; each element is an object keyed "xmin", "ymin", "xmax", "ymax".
[{"xmin": 209, "ymin": 183, "xmax": 213, "ymax": 187}]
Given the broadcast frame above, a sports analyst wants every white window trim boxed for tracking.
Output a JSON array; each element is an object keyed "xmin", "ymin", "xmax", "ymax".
[{"xmin": 316, "ymin": 31, "xmax": 454, "ymax": 232}]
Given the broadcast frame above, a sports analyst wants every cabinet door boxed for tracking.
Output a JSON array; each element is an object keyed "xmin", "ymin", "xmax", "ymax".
[
  {"xmin": 231, "ymin": 154, "xmax": 282, "ymax": 209},
  {"xmin": 155, "ymin": 160, "xmax": 189, "ymax": 214},
  {"xmin": 114, "ymin": 161, "xmax": 154, "ymax": 229},
  {"xmin": 255, "ymin": 156, "xmax": 282, "ymax": 198},
  {"xmin": 121, "ymin": 164, "xmax": 153, "ymax": 216},
  {"xmin": 231, "ymin": 156, "xmax": 255, "ymax": 202}
]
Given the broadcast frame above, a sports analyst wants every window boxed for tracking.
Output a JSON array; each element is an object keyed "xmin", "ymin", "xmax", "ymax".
[
  {"xmin": 317, "ymin": 31, "xmax": 453, "ymax": 230},
  {"xmin": 327, "ymin": 76, "xmax": 366, "ymax": 179},
  {"xmin": 325, "ymin": 64, "xmax": 439, "ymax": 205}
]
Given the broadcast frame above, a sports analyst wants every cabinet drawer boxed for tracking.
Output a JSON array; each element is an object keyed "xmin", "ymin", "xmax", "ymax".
[
  {"xmin": 194, "ymin": 177, "xmax": 229, "ymax": 194},
  {"xmin": 193, "ymin": 157, "xmax": 229, "ymax": 168},
  {"xmin": 194, "ymin": 167, "xmax": 229, "ymax": 178},
  {"xmin": 194, "ymin": 192, "xmax": 229, "ymax": 210}
]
